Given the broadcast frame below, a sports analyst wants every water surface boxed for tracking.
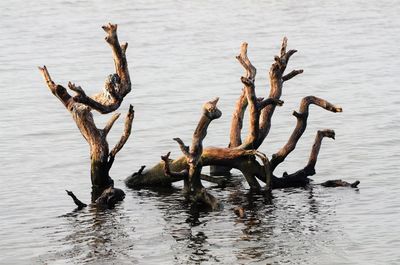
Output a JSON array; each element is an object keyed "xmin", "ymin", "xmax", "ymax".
[{"xmin": 1, "ymin": 0, "xmax": 399, "ymax": 264}]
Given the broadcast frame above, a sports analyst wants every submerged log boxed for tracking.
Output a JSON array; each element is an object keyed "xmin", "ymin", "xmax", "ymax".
[
  {"xmin": 128, "ymin": 38, "xmax": 358, "ymax": 200},
  {"xmin": 39, "ymin": 23, "xmax": 133, "ymax": 208},
  {"xmin": 321, "ymin": 180, "xmax": 360, "ymax": 188}
]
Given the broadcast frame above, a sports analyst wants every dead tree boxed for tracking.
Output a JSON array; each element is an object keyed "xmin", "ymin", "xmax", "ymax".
[
  {"xmin": 39, "ymin": 23, "xmax": 133, "ymax": 208},
  {"xmin": 126, "ymin": 38, "xmax": 358, "ymax": 196}
]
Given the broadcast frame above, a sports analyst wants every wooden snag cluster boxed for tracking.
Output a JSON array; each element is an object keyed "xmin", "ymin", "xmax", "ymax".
[{"xmin": 40, "ymin": 24, "xmax": 359, "ymax": 210}]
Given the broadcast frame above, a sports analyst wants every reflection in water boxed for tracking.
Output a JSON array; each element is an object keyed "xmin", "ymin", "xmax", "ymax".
[
  {"xmin": 34, "ymin": 181, "xmax": 348, "ymax": 264},
  {"xmin": 1, "ymin": 0, "xmax": 399, "ymax": 263},
  {"xmin": 41, "ymin": 204, "xmax": 136, "ymax": 264},
  {"xmin": 141, "ymin": 181, "xmax": 340, "ymax": 264}
]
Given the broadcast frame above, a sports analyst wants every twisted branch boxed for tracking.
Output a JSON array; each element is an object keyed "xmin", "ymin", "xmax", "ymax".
[
  {"xmin": 270, "ymin": 96, "xmax": 342, "ymax": 172},
  {"xmin": 257, "ymin": 37, "xmax": 303, "ymax": 148}
]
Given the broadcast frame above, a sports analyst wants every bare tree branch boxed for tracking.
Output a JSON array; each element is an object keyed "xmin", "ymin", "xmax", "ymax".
[
  {"xmin": 270, "ymin": 97, "xmax": 342, "ymax": 172},
  {"xmin": 103, "ymin": 113, "xmax": 121, "ymax": 136},
  {"xmin": 258, "ymin": 37, "xmax": 302, "ymax": 148},
  {"xmin": 161, "ymin": 152, "xmax": 189, "ymax": 181},
  {"xmin": 305, "ymin": 129, "xmax": 335, "ymax": 171},
  {"xmin": 38, "ymin": 66, "xmax": 74, "ymax": 109},
  {"xmin": 283, "ymin": 69, "xmax": 304, "ymax": 82},
  {"xmin": 66, "ymin": 190, "xmax": 87, "ymax": 209},
  {"xmin": 109, "ymin": 104, "xmax": 134, "ymax": 161}
]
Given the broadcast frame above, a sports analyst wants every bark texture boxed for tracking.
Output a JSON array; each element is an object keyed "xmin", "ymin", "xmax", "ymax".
[{"xmin": 39, "ymin": 23, "xmax": 133, "ymax": 208}]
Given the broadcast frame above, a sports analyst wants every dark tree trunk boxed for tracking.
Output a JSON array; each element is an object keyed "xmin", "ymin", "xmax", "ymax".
[{"xmin": 39, "ymin": 23, "xmax": 134, "ymax": 208}]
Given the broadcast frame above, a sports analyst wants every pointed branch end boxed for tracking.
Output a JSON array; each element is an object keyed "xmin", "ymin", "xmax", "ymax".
[
  {"xmin": 102, "ymin": 23, "xmax": 118, "ymax": 44},
  {"xmin": 125, "ymin": 104, "xmax": 134, "ymax": 121},
  {"xmin": 318, "ymin": 129, "xmax": 336, "ymax": 140},
  {"xmin": 240, "ymin": 42, "xmax": 248, "ymax": 55},
  {"xmin": 276, "ymin": 99, "xmax": 284, "ymax": 106},
  {"xmin": 351, "ymin": 180, "xmax": 360, "ymax": 188},
  {"xmin": 67, "ymin": 82, "xmax": 85, "ymax": 96},
  {"xmin": 121, "ymin": 42, "xmax": 128, "ymax": 52},
  {"xmin": 280, "ymin": 37, "xmax": 288, "ymax": 56},
  {"xmin": 333, "ymin": 105, "xmax": 343, "ymax": 113},
  {"xmin": 138, "ymin": 165, "xmax": 146, "ymax": 175},
  {"xmin": 240, "ymin": 76, "xmax": 254, "ymax": 87},
  {"xmin": 283, "ymin": 69, "xmax": 304, "ymax": 82},
  {"xmin": 128, "ymin": 104, "xmax": 134, "ymax": 113},
  {"xmin": 38, "ymin": 65, "xmax": 47, "ymax": 72},
  {"xmin": 210, "ymin": 97, "xmax": 219, "ymax": 106},
  {"xmin": 102, "ymin": 23, "xmax": 117, "ymax": 33},
  {"xmin": 292, "ymin": 110, "xmax": 304, "ymax": 119},
  {"xmin": 203, "ymin": 98, "xmax": 222, "ymax": 120},
  {"xmin": 161, "ymin": 151, "xmax": 171, "ymax": 162}
]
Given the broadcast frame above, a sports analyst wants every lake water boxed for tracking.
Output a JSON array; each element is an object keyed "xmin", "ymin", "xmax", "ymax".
[{"xmin": 1, "ymin": 0, "xmax": 399, "ymax": 264}]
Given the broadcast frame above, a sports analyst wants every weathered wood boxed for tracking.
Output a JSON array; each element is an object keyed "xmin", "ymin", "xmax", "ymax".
[
  {"xmin": 235, "ymin": 42, "xmax": 259, "ymax": 151},
  {"xmin": 173, "ymin": 98, "xmax": 222, "ymax": 210},
  {"xmin": 270, "ymin": 96, "xmax": 342, "ymax": 172},
  {"xmin": 271, "ymin": 129, "xmax": 336, "ymax": 188},
  {"xmin": 131, "ymin": 38, "xmax": 359, "ymax": 196},
  {"xmin": 65, "ymin": 190, "xmax": 87, "ymax": 209},
  {"xmin": 39, "ymin": 24, "xmax": 133, "ymax": 208},
  {"xmin": 161, "ymin": 152, "xmax": 189, "ymax": 182},
  {"xmin": 257, "ymin": 37, "xmax": 303, "ymax": 149},
  {"xmin": 211, "ymin": 42, "xmax": 284, "ymax": 175},
  {"xmin": 228, "ymin": 89, "xmax": 247, "ymax": 148}
]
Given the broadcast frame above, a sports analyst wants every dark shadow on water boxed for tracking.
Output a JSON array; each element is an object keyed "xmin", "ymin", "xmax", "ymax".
[
  {"xmin": 40, "ymin": 203, "xmax": 136, "ymax": 264},
  {"xmin": 37, "ymin": 181, "xmax": 350, "ymax": 264},
  {"xmin": 146, "ymin": 183, "xmax": 341, "ymax": 264}
]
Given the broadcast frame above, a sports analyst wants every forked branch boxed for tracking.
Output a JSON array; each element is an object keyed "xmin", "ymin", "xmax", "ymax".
[
  {"xmin": 161, "ymin": 152, "xmax": 189, "ymax": 181},
  {"xmin": 71, "ymin": 23, "xmax": 131, "ymax": 114},
  {"xmin": 258, "ymin": 37, "xmax": 303, "ymax": 148},
  {"xmin": 173, "ymin": 98, "xmax": 222, "ymax": 209},
  {"xmin": 40, "ymin": 23, "xmax": 133, "ymax": 207},
  {"xmin": 270, "ymin": 96, "xmax": 342, "ymax": 172}
]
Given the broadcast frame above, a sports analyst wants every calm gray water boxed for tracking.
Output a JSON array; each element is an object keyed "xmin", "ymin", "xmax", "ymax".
[{"xmin": 1, "ymin": 0, "xmax": 400, "ymax": 264}]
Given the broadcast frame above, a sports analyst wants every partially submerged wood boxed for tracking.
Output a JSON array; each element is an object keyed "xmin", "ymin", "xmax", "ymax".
[
  {"xmin": 66, "ymin": 190, "xmax": 87, "ymax": 210},
  {"xmin": 211, "ymin": 39, "xmax": 296, "ymax": 175},
  {"xmin": 166, "ymin": 98, "xmax": 222, "ymax": 210},
  {"xmin": 320, "ymin": 180, "xmax": 360, "ymax": 188},
  {"xmin": 127, "ymin": 38, "xmax": 358, "ymax": 201},
  {"xmin": 39, "ymin": 23, "xmax": 133, "ymax": 208},
  {"xmin": 270, "ymin": 97, "xmax": 342, "ymax": 172}
]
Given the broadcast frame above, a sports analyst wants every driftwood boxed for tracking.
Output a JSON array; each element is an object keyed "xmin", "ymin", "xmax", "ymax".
[
  {"xmin": 126, "ymin": 38, "xmax": 359, "ymax": 209},
  {"xmin": 40, "ymin": 24, "xmax": 358, "ymax": 210},
  {"xmin": 40, "ymin": 23, "xmax": 132, "ymax": 208}
]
